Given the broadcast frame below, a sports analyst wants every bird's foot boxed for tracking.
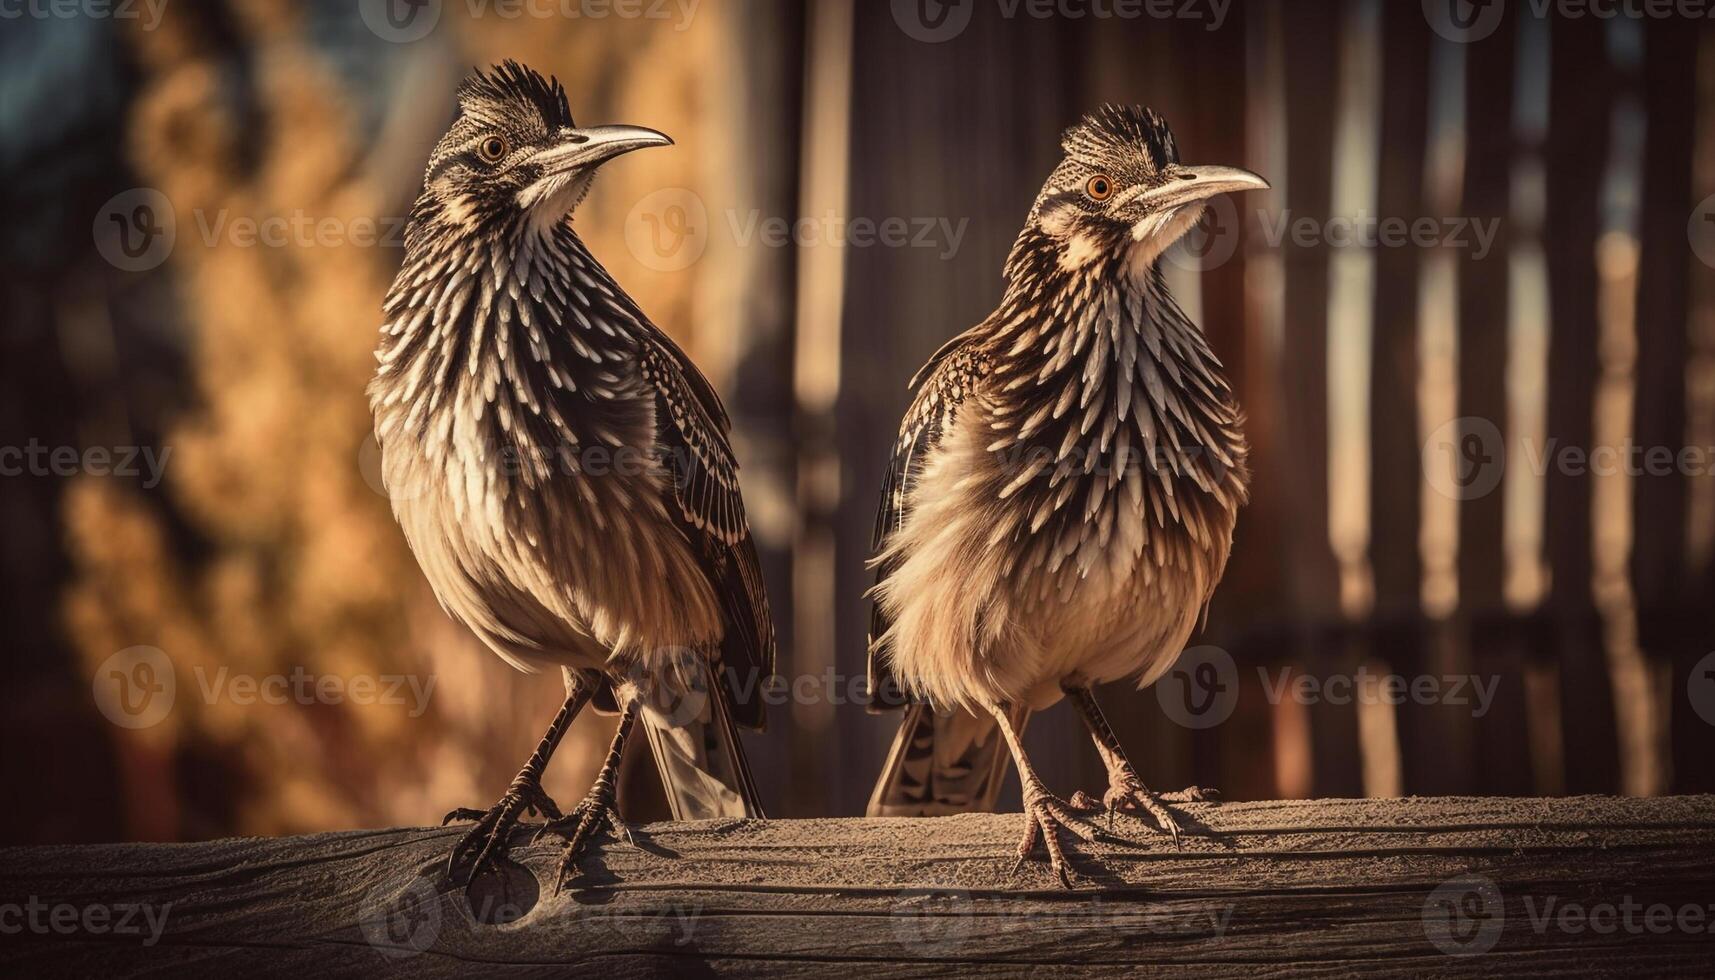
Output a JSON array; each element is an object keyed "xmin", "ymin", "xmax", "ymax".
[
  {"xmin": 1071, "ymin": 781, "xmax": 1217, "ymax": 848},
  {"xmin": 536, "ymin": 787, "xmax": 629, "ymax": 892},
  {"xmin": 442, "ymin": 779, "xmax": 564, "ymax": 886},
  {"xmin": 1012, "ymin": 783, "xmax": 1109, "ymax": 889}
]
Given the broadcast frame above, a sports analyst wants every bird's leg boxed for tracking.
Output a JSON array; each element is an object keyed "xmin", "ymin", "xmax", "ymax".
[
  {"xmin": 987, "ymin": 701, "xmax": 1106, "ymax": 889},
  {"xmin": 444, "ymin": 668, "xmax": 600, "ymax": 885},
  {"xmin": 538, "ymin": 689, "xmax": 639, "ymax": 892},
  {"xmin": 1063, "ymin": 684, "xmax": 1215, "ymax": 847}
]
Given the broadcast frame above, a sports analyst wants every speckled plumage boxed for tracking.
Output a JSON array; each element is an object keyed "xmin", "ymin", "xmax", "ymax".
[
  {"xmin": 368, "ymin": 65, "xmax": 770, "ymax": 881},
  {"xmin": 866, "ymin": 106, "xmax": 1267, "ymax": 884}
]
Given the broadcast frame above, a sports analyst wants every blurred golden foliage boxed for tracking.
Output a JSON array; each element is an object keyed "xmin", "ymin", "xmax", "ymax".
[{"xmin": 60, "ymin": 1, "xmax": 746, "ymax": 838}]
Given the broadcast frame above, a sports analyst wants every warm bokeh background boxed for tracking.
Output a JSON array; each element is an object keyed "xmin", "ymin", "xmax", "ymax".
[{"xmin": 2, "ymin": 0, "xmax": 1712, "ymax": 844}]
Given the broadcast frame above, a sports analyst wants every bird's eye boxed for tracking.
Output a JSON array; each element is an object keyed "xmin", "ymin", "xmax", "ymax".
[
  {"xmin": 1085, "ymin": 175, "xmax": 1114, "ymax": 201},
  {"xmin": 477, "ymin": 136, "xmax": 509, "ymax": 163}
]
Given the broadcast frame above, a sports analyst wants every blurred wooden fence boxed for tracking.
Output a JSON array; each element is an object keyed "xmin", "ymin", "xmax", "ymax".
[
  {"xmin": 7, "ymin": 0, "xmax": 1715, "ymax": 841},
  {"xmin": 732, "ymin": 0, "xmax": 1715, "ymax": 817}
]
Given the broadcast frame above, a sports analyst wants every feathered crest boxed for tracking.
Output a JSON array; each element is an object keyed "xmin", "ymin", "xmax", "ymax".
[
  {"xmin": 1061, "ymin": 104, "xmax": 1179, "ymax": 171},
  {"xmin": 457, "ymin": 60, "xmax": 574, "ymax": 130}
]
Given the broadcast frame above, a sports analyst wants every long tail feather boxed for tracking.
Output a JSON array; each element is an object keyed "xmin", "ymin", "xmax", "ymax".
[
  {"xmin": 639, "ymin": 658, "xmax": 765, "ymax": 820},
  {"xmin": 867, "ymin": 703, "xmax": 1028, "ymax": 816}
]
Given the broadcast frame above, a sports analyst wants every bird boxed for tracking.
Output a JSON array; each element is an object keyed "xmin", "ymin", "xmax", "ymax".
[
  {"xmin": 368, "ymin": 61, "xmax": 773, "ymax": 889},
  {"xmin": 864, "ymin": 105, "xmax": 1267, "ymax": 886}
]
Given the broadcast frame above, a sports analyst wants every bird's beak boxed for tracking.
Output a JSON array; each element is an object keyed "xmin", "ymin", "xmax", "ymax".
[
  {"xmin": 518, "ymin": 124, "xmax": 673, "ymax": 215},
  {"xmin": 1122, "ymin": 164, "xmax": 1270, "ymax": 215},
  {"xmin": 528, "ymin": 124, "xmax": 674, "ymax": 178}
]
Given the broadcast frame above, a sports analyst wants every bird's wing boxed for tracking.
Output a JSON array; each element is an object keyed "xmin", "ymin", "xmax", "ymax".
[
  {"xmin": 638, "ymin": 336, "xmax": 774, "ymax": 732},
  {"xmin": 867, "ymin": 326, "xmax": 991, "ymax": 709}
]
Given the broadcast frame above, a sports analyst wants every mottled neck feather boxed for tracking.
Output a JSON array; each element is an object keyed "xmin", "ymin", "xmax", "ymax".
[
  {"xmin": 980, "ymin": 227, "xmax": 1249, "ymax": 571},
  {"xmin": 369, "ymin": 211, "xmax": 649, "ymax": 476}
]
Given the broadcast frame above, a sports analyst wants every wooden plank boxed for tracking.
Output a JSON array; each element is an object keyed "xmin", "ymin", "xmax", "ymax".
[{"xmin": 3, "ymin": 797, "xmax": 1712, "ymax": 976}]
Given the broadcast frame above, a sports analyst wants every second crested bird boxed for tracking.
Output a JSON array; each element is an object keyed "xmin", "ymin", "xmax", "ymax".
[
  {"xmin": 369, "ymin": 62, "xmax": 772, "ymax": 888},
  {"xmin": 866, "ymin": 105, "xmax": 1268, "ymax": 886}
]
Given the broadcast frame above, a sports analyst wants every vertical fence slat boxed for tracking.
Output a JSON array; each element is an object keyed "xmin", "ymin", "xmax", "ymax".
[
  {"xmin": 1369, "ymin": 3, "xmax": 1433, "ymax": 796},
  {"xmin": 1279, "ymin": 0, "xmax": 1359, "ymax": 798},
  {"xmin": 1544, "ymin": 14, "xmax": 1620, "ymax": 794},
  {"xmin": 1458, "ymin": 9, "xmax": 1529, "ymax": 797}
]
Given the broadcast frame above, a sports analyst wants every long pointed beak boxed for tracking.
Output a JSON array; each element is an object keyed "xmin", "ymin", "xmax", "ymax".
[
  {"xmin": 1123, "ymin": 163, "xmax": 1271, "ymax": 213},
  {"xmin": 528, "ymin": 124, "xmax": 673, "ymax": 177}
]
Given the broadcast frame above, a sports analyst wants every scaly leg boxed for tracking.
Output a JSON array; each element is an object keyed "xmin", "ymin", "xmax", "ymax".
[
  {"xmin": 444, "ymin": 668, "xmax": 600, "ymax": 885},
  {"xmin": 539, "ymin": 688, "xmax": 639, "ymax": 892},
  {"xmin": 987, "ymin": 701, "xmax": 1107, "ymax": 888},
  {"xmin": 1063, "ymin": 684, "xmax": 1215, "ymax": 847}
]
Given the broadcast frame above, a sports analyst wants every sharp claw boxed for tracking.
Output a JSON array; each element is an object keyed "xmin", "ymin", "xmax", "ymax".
[{"xmin": 440, "ymin": 782, "xmax": 561, "ymax": 887}]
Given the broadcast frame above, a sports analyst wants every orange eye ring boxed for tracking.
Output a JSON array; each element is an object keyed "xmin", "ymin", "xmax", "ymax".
[
  {"xmin": 1085, "ymin": 174, "xmax": 1114, "ymax": 201},
  {"xmin": 478, "ymin": 135, "xmax": 509, "ymax": 163}
]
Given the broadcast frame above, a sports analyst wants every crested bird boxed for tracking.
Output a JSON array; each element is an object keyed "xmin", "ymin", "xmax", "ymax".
[
  {"xmin": 369, "ymin": 62, "xmax": 773, "ymax": 888},
  {"xmin": 865, "ymin": 105, "xmax": 1266, "ymax": 886}
]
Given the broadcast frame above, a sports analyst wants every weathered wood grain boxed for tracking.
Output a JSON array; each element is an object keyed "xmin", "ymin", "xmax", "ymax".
[{"xmin": 3, "ymin": 796, "xmax": 1713, "ymax": 978}]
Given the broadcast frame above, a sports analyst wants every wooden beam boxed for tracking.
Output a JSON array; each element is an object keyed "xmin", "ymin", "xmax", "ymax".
[{"xmin": 4, "ymin": 796, "xmax": 1712, "ymax": 975}]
